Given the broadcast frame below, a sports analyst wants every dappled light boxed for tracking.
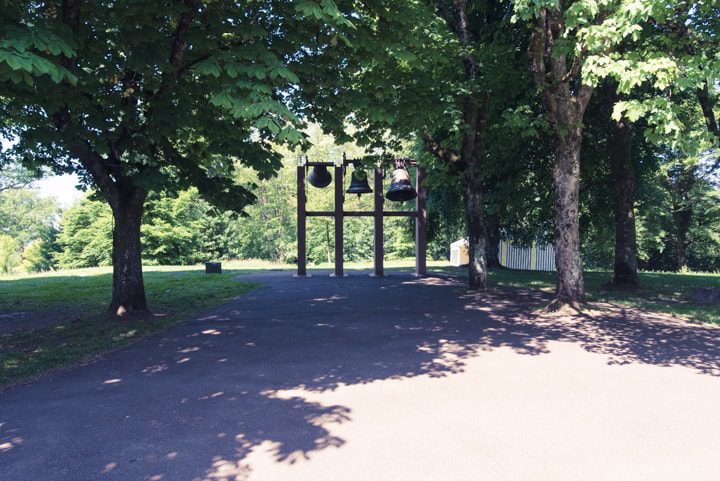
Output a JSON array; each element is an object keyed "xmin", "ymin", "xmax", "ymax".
[{"xmin": 2, "ymin": 271, "xmax": 719, "ymax": 480}]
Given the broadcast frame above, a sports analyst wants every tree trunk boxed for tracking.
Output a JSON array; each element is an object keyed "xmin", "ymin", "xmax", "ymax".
[
  {"xmin": 673, "ymin": 203, "xmax": 692, "ymax": 271},
  {"xmin": 552, "ymin": 133, "xmax": 584, "ymax": 305},
  {"xmin": 465, "ymin": 169, "xmax": 488, "ymax": 290},
  {"xmin": 485, "ymin": 213, "xmax": 501, "ymax": 269},
  {"xmin": 609, "ymin": 111, "xmax": 640, "ymax": 287},
  {"xmin": 669, "ymin": 166, "xmax": 696, "ymax": 271},
  {"xmin": 108, "ymin": 187, "xmax": 148, "ymax": 316}
]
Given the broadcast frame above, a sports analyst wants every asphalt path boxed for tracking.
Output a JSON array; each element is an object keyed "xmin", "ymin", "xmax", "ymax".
[{"xmin": 2, "ymin": 270, "xmax": 719, "ymax": 481}]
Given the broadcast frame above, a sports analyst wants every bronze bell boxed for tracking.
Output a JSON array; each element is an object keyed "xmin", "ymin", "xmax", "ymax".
[
  {"xmin": 386, "ymin": 166, "xmax": 417, "ymax": 202},
  {"xmin": 346, "ymin": 169, "xmax": 372, "ymax": 196},
  {"xmin": 308, "ymin": 165, "xmax": 332, "ymax": 188}
]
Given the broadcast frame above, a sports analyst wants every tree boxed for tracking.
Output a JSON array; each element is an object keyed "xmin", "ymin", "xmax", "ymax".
[
  {"xmin": 2, "ymin": 1, "xmax": 350, "ymax": 315},
  {"xmin": 607, "ymin": 86, "xmax": 640, "ymax": 286},
  {"xmin": 54, "ymin": 196, "xmax": 113, "ymax": 269},
  {"xmin": 512, "ymin": 0, "xmax": 654, "ymax": 306},
  {"xmin": 0, "ymin": 234, "xmax": 21, "ymax": 274},
  {"xmin": 0, "ymin": 162, "xmax": 35, "ymax": 192},
  {"xmin": 23, "ymin": 234, "xmax": 57, "ymax": 273},
  {"xmin": 0, "ymin": 187, "xmax": 59, "ymax": 246}
]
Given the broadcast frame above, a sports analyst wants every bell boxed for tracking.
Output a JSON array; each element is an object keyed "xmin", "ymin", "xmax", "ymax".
[
  {"xmin": 308, "ymin": 165, "xmax": 332, "ymax": 188},
  {"xmin": 346, "ymin": 169, "xmax": 373, "ymax": 196},
  {"xmin": 385, "ymin": 166, "xmax": 417, "ymax": 202}
]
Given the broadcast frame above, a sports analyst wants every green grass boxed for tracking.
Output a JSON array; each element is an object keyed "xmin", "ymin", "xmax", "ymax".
[
  {"xmin": 1, "ymin": 262, "xmax": 266, "ymax": 387},
  {"xmin": 434, "ymin": 266, "xmax": 720, "ymax": 325}
]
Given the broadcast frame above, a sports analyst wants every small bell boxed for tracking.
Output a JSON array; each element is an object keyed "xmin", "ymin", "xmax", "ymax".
[
  {"xmin": 308, "ymin": 165, "xmax": 332, "ymax": 188},
  {"xmin": 346, "ymin": 169, "xmax": 372, "ymax": 197},
  {"xmin": 386, "ymin": 165, "xmax": 417, "ymax": 202}
]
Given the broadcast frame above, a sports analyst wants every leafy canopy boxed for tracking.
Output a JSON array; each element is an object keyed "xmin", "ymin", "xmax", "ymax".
[{"xmin": 1, "ymin": 0, "xmax": 351, "ymax": 212}]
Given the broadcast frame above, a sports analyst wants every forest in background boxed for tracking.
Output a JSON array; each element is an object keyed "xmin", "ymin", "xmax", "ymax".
[{"xmin": 1, "ymin": 123, "xmax": 718, "ymax": 276}]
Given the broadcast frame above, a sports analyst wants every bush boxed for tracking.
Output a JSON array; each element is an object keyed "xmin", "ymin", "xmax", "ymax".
[{"xmin": 0, "ymin": 235, "xmax": 22, "ymax": 274}]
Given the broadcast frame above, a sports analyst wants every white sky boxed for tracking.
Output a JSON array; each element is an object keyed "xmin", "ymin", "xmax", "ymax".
[
  {"xmin": 2, "ymin": 137, "xmax": 83, "ymax": 208},
  {"xmin": 32, "ymin": 174, "xmax": 84, "ymax": 208}
]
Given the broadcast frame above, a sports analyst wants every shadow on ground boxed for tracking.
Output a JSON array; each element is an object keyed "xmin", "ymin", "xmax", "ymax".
[{"xmin": 1, "ymin": 270, "xmax": 719, "ymax": 480}]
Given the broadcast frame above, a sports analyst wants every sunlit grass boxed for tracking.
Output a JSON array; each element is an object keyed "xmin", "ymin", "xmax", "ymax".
[{"xmin": 1, "ymin": 264, "xmax": 261, "ymax": 387}]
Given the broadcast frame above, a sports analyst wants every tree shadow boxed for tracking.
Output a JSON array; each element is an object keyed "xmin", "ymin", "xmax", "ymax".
[{"xmin": 1, "ymin": 270, "xmax": 718, "ymax": 480}]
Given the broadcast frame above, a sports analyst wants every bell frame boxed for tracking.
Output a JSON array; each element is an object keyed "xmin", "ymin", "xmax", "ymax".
[{"xmin": 295, "ymin": 156, "xmax": 427, "ymax": 277}]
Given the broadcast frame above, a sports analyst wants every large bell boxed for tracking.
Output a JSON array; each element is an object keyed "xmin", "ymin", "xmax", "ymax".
[
  {"xmin": 346, "ymin": 169, "xmax": 373, "ymax": 196},
  {"xmin": 308, "ymin": 165, "xmax": 332, "ymax": 188},
  {"xmin": 385, "ymin": 166, "xmax": 417, "ymax": 202}
]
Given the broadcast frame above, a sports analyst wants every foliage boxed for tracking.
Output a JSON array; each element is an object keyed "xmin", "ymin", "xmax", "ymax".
[
  {"xmin": 584, "ymin": 2, "xmax": 720, "ymax": 158},
  {"xmin": 54, "ymin": 197, "xmax": 113, "ymax": 268},
  {"xmin": 0, "ymin": 0, "xmax": 77, "ymax": 86},
  {"xmin": 22, "ymin": 234, "xmax": 56, "ymax": 273},
  {"xmin": 0, "ymin": 161, "xmax": 37, "ymax": 192},
  {"xmin": 1, "ymin": 1, "xmax": 352, "ymax": 209},
  {"xmin": 1, "ymin": 0, "xmax": 359, "ymax": 310},
  {"xmin": 0, "ymin": 233, "xmax": 21, "ymax": 273},
  {"xmin": 141, "ymin": 190, "xmax": 212, "ymax": 265},
  {"xmin": 636, "ymin": 173, "xmax": 720, "ymax": 272},
  {"xmin": 0, "ymin": 187, "xmax": 59, "ymax": 246}
]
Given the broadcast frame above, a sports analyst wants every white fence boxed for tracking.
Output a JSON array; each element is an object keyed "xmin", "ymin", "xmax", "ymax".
[{"xmin": 499, "ymin": 240, "xmax": 556, "ymax": 272}]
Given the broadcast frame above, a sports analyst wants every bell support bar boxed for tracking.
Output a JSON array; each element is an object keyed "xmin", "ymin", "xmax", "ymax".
[
  {"xmin": 304, "ymin": 158, "xmax": 418, "ymax": 168},
  {"xmin": 306, "ymin": 211, "xmax": 417, "ymax": 217}
]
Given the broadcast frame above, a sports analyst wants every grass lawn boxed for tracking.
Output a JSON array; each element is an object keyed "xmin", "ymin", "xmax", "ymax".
[
  {"xmin": 1, "ymin": 259, "xmax": 718, "ymax": 387},
  {"xmin": 0, "ymin": 261, "xmax": 271, "ymax": 387},
  {"xmin": 443, "ymin": 266, "xmax": 720, "ymax": 325}
]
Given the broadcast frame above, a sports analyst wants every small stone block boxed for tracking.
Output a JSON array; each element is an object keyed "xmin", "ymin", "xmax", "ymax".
[{"xmin": 205, "ymin": 262, "xmax": 222, "ymax": 274}]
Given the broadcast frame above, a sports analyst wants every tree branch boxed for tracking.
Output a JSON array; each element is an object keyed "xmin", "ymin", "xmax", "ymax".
[
  {"xmin": 528, "ymin": 9, "xmax": 548, "ymax": 91},
  {"xmin": 66, "ymin": 138, "xmax": 120, "ymax": 204},
  {"xmin": 453, "ymin": 0, "xmax": 477, "ymax": 80},
  {"xmin": 697, "ymin": 81, "xmax": 719, "ymax": 140},
  {"xmin": 422, "ymin": 130, "xmax": 461, "ymax": 164},
  {"xmin": 153, "ymin": 0, "xmax": 200, "ymax": 102}
]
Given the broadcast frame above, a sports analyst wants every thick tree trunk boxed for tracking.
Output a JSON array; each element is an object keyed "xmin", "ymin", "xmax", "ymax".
[
  {"xmin": 485, "ymin": 213, "xmax": 501, "ymax": 269},
  {"xmin": 108, "ymin": 188, "xmax": 148, "ymax": 316},
  {"xmin": 465, "ymin": 169, "xmax": 488, "ymax": 290},
  {"xmin": 552, "ymin": 133, "xmax": 584, "ymax": 305},
  {"xmin": 609, "ymin": 112, "xmax": 640, "ymax": 287},
  {"xmin": 528, "ymin": 7, "xmax": 594, "ymax": 308}
]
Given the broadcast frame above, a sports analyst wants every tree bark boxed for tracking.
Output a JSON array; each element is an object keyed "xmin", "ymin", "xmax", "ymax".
[
  {"xmin": 609, "ymin": 103, "xmax": 640, "ymax": 287},
  {"xmin": 673, "ymin": 207, "xmax": 691, "ymax": 271},
  {"xmin": 552, "ymin": 132, "xmax": 585, "ymax": 304},
  {"xmin": 671, "ymin": 184, "xmax": 693, "ymax": 271},
  {"xmin": 108, "ymin": 187, "xmax": 148, "ymax": 316},
  {"xmin": 667, "ymin": 164, "xmax": 696, "ymax": 271},
  {"xmin": 529, "ymin": 7, "xmax": 594, "ymax": 307},
  {"xmin": 485, "ymin": 213, "xmax": 501, "ymax": 269},
  {"xmin": 465, "ymin": 168, "xmax": 488, "ymax": 289},
  {"xmin": 425, "ymin": 0, "xmax": 490, "ymax": 290},
  {"xmin": 696, "ymin": 81, "xmax": 720, "ymax": 172}
]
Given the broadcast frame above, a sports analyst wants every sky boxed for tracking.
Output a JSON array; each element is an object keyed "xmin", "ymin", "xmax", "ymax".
[
  {"xmin": 2, "ymin": 137, "xmax": 83, "ymax": 208},
  {"xmin": 32, "ymin": 174, "xmax": 83, "ymax": 208}
]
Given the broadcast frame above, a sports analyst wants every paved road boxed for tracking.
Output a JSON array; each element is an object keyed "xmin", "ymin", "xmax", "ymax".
[{"xmin": 2, "ymin": 271, "xmax": 720, "ymax": 481}]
